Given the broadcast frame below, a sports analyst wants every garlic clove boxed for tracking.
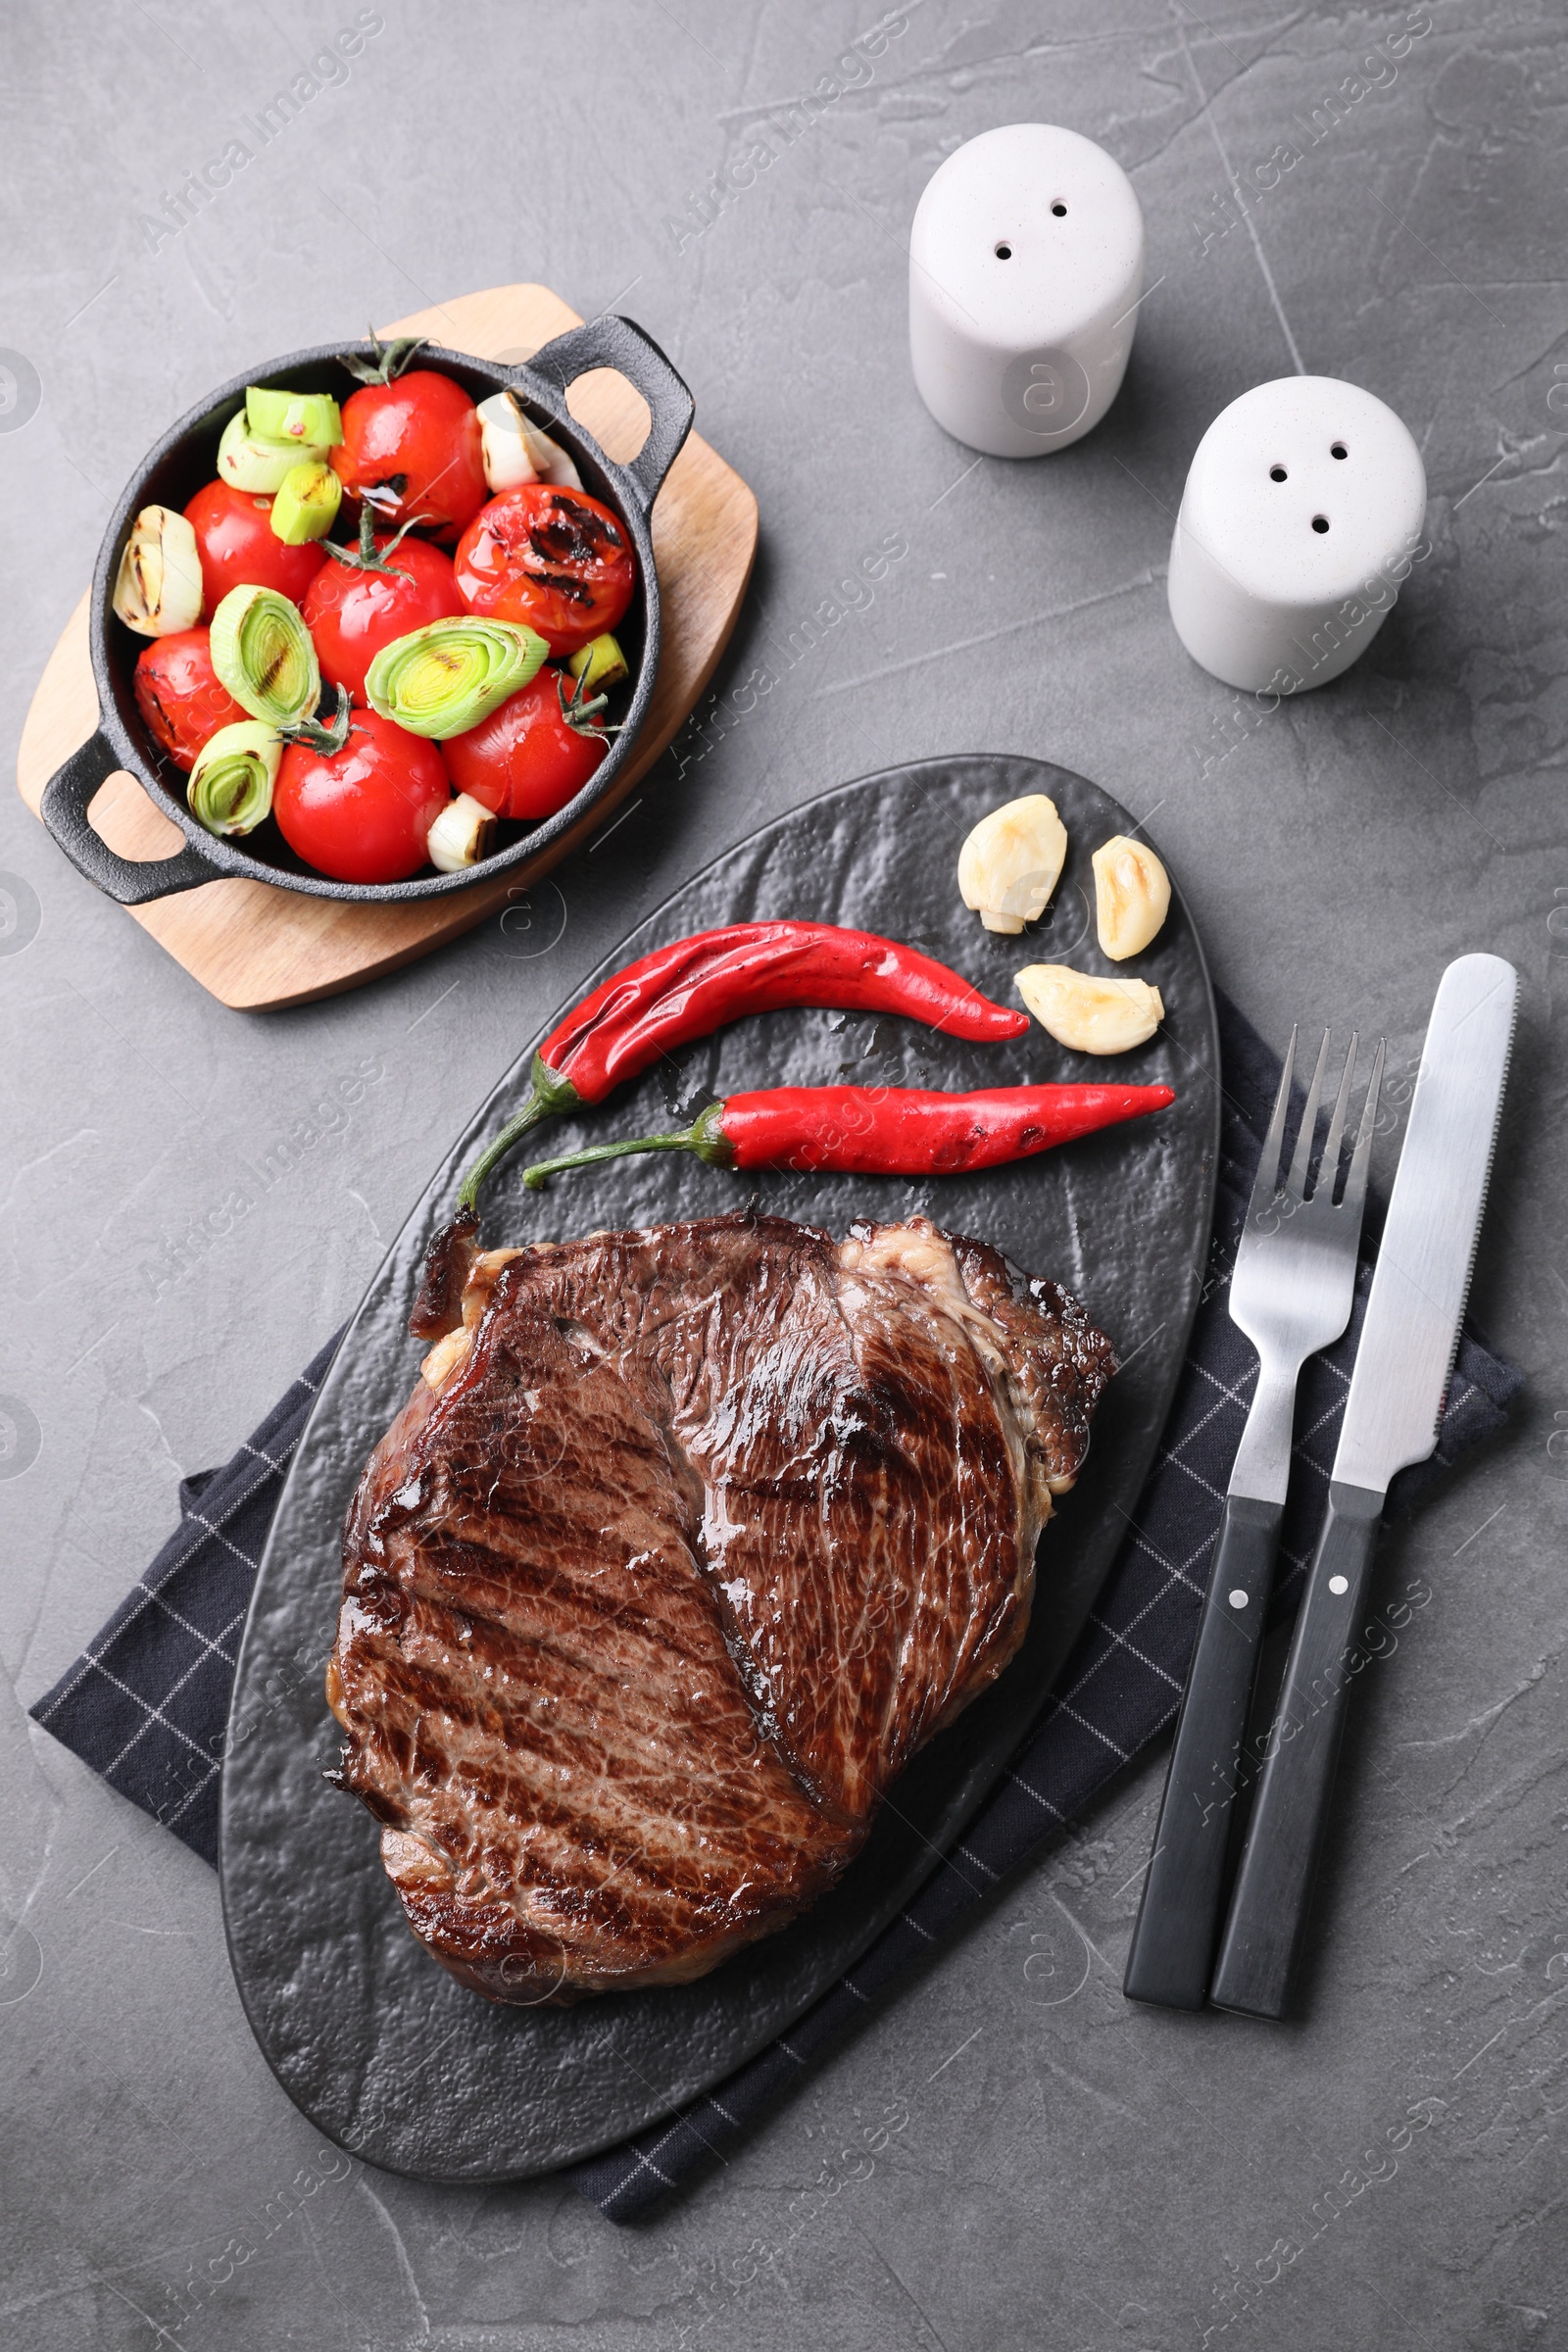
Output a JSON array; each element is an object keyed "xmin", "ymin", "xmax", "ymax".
[
  {"xmin": 957, "ymin": 794, "xmax": 1068, "ymax": 934},
  {"xmin": 1092, "ymin": 836, "xmax": 1171, "ymax": 960},
  {"xmin": 1015, "ymin": 964, "xmax": 1164, "ymax": 1054},
  {"xmin": 427, "ymin": 792, "xmax": 498, "ymax": 871},
  {"xmin": 514, "ymin": 405, "xmax": 582, "ymax": 490},
  {"xmin": 477, "ymin": 391, "xmax": 584, "ymax": 493},
  {"xmin": 112, "ymin": 506, "xmax": 204, "ymax": 637},
  {"xmin": 476, "ymin": 391, "xmax": 539, "ymax": 491}
]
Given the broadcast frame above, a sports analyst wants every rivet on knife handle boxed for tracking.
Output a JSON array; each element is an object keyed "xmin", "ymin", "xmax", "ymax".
[
  {"xmin": 1123, "ymin": 1494, "xmax": 1281, "ymax": 2009},
  {"xmin": 1207, "ymin": 1482, "xmax": 1383, "ymax": 2017}
]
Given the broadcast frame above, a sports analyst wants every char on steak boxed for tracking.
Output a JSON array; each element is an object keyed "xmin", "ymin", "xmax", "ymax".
[{"xmin": 328, "ymin": 1212, "xmax": 1114, "ymax": 2003}]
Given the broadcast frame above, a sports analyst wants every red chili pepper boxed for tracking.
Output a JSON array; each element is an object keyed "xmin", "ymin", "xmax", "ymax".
[
  {"xmin": 519, "ymin": 1082, "xmax": 1175, "ymax": 1191},
  {"xmin": 457, "ymin": 922, "xmax": 1030, "ymax": 1205}
]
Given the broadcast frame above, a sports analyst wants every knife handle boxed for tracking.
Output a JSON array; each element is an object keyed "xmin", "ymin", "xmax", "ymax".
[
  {"xmin": 1208, "ymin": 1481, "xmax": 1385, "ymax": 2019},
  {"xmin": 1122, "ymin": 1494, "xmax": 1283, "ymax": 2010}
]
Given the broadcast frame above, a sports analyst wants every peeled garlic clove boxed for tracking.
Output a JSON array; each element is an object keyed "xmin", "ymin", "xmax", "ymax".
[
  {"xmin": 957, "ymin": 794, "xmax": 1068, "ymax": 934},
  {"xmin": 477, "ymin": 391, "xmax": 584, "ymax": 493},
  {"xmin": 1016, "ymin": 964, "xmax": 1164, "ymax": 1054},
  {"xmin": 1093, "ymin": 836, "xmax": 1171, "ymax": 960},
  {"xmin": 427, "ymin": 792, "xmax": 497, "ymax": 871},
  {"xmin": 477, "ymin": 392, "xmax": 539, "ymax": 491},
  {"xmin": 112, "ymin": 506, "xmax": 204, "ymax": 637},
  {"xmin": 505, "ymin": 390, "xmax": 582, "ymax": 488}
]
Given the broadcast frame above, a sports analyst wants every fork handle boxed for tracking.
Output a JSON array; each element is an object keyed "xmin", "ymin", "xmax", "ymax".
[
  {"xmin": 1122, "ymin": 1494, "xmax": 1283, "ymax": 2010},
  {"xmin": 1208, "ymin": 1481, "xmax": 1386, "ymax": 2019}
]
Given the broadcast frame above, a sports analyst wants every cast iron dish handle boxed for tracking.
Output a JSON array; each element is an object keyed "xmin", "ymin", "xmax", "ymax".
[
  {"xmin": 516, "ymin": 314, "xmax": 695, "ymax": 518},
  {"xmin": 41, "ymin": 728, "xmax": 216, "ymax": 906}
]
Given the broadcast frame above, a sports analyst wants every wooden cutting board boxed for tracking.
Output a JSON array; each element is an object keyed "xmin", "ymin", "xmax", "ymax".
[{"xmin": 15, "ymin": 285, "xmax": 758, "ymax": 1010}]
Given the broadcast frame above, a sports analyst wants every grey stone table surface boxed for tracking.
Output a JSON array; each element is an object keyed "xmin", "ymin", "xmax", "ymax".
[{"xmin": 2, "ymin": 2, "xmax": 1564, "ymax": 2345}]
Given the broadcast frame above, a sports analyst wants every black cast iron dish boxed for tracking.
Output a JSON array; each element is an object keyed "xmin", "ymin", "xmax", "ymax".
[
  {"xmin": 40, "ymin": 316, "xmax": 692, "ymax": 906},
  {"xmin": 220, "ymin": 756, "xmax": 1220, "ymax": 2181}
]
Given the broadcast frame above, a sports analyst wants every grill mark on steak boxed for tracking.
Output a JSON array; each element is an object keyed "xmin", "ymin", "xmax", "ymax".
[{"xmin": 332, "ymin": 1212, "xmax": 1113, "ymax": 2002}]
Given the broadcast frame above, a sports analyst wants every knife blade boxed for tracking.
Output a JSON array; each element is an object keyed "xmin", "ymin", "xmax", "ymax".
[{"xmin": 1209, "ymin": 953, "xmax": 1517, "ymax": 2019}]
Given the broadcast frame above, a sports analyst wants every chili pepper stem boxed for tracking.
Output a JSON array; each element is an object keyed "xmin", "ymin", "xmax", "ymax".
[
  {"xmin": 522, "ymin": 1104, "xmax": 731, "ymax": 1192},
  {"xmin": 523, "ymin": 1131, "xmax": 694, "ymax": 1192},
  {"xmin": 455, "ymin": 1052, "xmax": 590, "ymax": 1209},
  {"xmin": 457, "ymin": 1097, "xmax": 551, "ymax": 1208}
]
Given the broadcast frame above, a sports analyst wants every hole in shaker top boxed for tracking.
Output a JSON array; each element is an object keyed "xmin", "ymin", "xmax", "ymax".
[
  {"xmin": 994, "ymin": 241, "xmax": 1012, "ymax": 260},
  {"xmin": 1269, "ymin": 465, "xmax": 1288, "ymax": 482},
  {"xmin": 1312, "ymin": 514, "xmax": 1330, "ymax": 533},
  {"xmin": 1051, "ymin": 201, "xmax": 1067, "ymax": 217},
  {"xmin": 1331, "ymin": 441, "xmax": 1348, "ymax": 459}
]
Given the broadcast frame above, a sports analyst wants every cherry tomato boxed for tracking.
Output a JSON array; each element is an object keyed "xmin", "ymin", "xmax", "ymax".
[
  {"xmin": 330, "ymin": 371, "xmax": 486, "ymax": 542},
  {"xmin": 444, "ymin": 666, "xmax": 612, "ymax": 822},
  {"xmin": 183, "ymin": 479, "xmax": 325, "ymax": 614},
  {"xmin": 274, "ymin": 710, "xmax": 452, "ymax": 884},
  {"xmin": 301, "ymin": 532, "xmax": 466, "ymax": 705},
  {"xmin": 453, "ymin": 485, "xmax": 636, "ymax": 657},
  {"xmin": 132, "ymin": 628, "xmax": 250, "ymax": 771}
]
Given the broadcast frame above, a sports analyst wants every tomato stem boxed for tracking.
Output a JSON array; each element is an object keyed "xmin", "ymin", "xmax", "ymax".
[
  {"xmin": 557, "ymin": 669, "xmax": 612, "ymax": 735},
  {"xmin": 343, "ymin": 327, "xmax": 428, "ymax": 387},
  {"xmin": 320, "ymin": 504, "xmax": 424, "ymax": 578},
  {"xmin": 281, "ymin": 681, "xmax": 353, "ymax": 755}
]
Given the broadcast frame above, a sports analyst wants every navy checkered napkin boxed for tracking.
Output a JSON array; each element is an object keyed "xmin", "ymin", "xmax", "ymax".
[{"xmin": 30, "ymin": 997, "xmax": 1520, "ymax": 2221}]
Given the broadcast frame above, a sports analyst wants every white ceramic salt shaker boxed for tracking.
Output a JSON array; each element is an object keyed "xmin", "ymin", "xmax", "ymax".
[
  {"xmin": 1167, "ymin": 376, "xmax": 1427, "ymax": 696},
  {"xmin": 909, "ymin": 124, "xmax": 1144, "ymax": 457}
]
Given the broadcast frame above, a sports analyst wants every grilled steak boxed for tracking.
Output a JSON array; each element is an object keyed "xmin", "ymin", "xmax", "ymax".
[{"xmin": 329, "ymin": 1212, "xmax": 1114, "ymax": 2003}]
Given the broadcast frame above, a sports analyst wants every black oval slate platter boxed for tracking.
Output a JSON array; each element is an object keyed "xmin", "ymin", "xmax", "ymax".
[{"xmin": 220, "ymin": 756, "xmax": 1219, "ymax": 2181}]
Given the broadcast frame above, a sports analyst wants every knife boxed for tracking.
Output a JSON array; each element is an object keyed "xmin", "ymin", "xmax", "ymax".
[{"xmin": 1208, "ymin": 953, "xmax": 1517, "ymax": 2020}]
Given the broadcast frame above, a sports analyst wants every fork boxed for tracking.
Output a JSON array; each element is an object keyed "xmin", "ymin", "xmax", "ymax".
[{"xmin": 1122, "ymin": 1027, "xmax": 1385, "ymax": 2011}]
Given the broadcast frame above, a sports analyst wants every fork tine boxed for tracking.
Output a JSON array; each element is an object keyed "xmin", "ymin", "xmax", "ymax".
[
  {"xmin": 1250, "ymin": 1027, "xmax": 1298, "ymax": 1210},
  {"xmin": 1341, "ymin": 1038, "xmax": 1386, "ymax": 1216},
  {"xmin": 1284, "ymin": 1029, "xmax": 1333, "ymax": 1202},
  {"xmin": 1318, "ymin": 1032, "xmax": 1358, "ymax": 1203}
]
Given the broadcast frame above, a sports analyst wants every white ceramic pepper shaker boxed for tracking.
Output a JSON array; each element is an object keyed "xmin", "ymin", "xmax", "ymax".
[
  {"xmin": 909, "ymin": 123, "xmax": 1144, "ymax": 457},
  {"xmin": 1167, "ymin": 376, "xmax": 1427, "ymax": 696}
]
